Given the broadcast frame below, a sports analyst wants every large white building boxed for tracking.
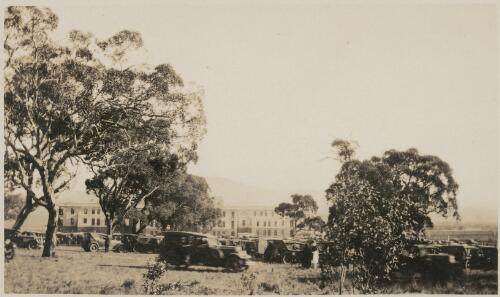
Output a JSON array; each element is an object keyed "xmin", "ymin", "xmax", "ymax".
[
  {"xmin": 56, "ymin": 197, "xmax": 145, "ymax": 233},
  {"xmin": 210, "ymin": 205, "xmax": 293, "ymax": 239},
  {"xmin": 57, "ymin": 198, "xmax": 108, "ymax": 233}
]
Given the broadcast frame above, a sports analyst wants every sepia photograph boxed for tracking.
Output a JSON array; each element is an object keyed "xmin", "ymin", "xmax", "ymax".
[{"xmin": 2, "ymin": 0, "xmax": 498, "ymax": 295}]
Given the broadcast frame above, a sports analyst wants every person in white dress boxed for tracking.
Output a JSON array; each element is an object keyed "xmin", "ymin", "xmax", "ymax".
[{"xmin": 311, "ymin": 241, "xmax": 320, "ymax": 269}]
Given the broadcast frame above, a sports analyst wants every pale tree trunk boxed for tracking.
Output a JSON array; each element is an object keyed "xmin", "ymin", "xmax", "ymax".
[
  {"xmin": 339, "ymin": 265, "xmax": 346, "ymax": 295},
  {"xmin": 42, "ymin": 201, "xmax": 58, "ymax": 257},
  {"xmin": 13, "ymin": 191, "xmax": 36, "ymax": 231},
  {"xmin": 13, "ymin": 175, "xmax": 36, "ymax": 231}
]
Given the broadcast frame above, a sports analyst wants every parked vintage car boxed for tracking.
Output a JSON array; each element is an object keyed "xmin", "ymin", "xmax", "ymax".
[
  {"xmin": 470, "ymin": 245, "xmax": 498, "ymax": 270},
  {"xmin": 113, "ymin": 233, "xmax": 139, "ymax": 253},
  {"xmin": 5, "ymin": 228, "xmax": 43, "ymax": 249},
  {"xmin": 263, "ymin": 239, "xmax": 306, "ymax": 264},
  {"xmin": 159, "ymin": 231, "xmax": 252, "ymax": 272},
  {"xmin": 135, "ymin": 235, "xmax": 163, "ymax": 253},
  {"xmin": 398, "ymin": 244, "xmax": 463, "ymax": 282},
  {"xmin": 437, "ymin": 244, "xmax": 479, "ymax": 269},
  {"xmin": 241, "ymin": 239, "xmax": 258, "ymax": 257},
  {"xmin": 81, "ymin": 232, "xmax": 120, "ymax": 252},
  {"xmin": 5, "ymin": 238, "xmax": 16, "ymax": 260}
]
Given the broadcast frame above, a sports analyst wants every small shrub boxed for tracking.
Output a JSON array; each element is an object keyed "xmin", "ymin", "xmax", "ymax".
[
  {"xmin": 259, "ymin": 281, "xmax": 281, "ymax": 294},
  {"xmin": 122, "ymin": 279, "xmax": 135, "ymax": 290},
  {"xmin": 143, "ymin": 261, "xmax": 167, "ymax": 295},
  {"xmin": 99, "ymin": 284, "xmax": 115, "ymax": 294},
  {"xmin": 240, "ymin": 272, "xmax": 257, "ymax": 294}
]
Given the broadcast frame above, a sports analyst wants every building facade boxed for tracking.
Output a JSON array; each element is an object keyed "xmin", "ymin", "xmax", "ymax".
[
  {"xmin": 56, "ymin": 197, "xmax": 145, "ymax": 233},
  {"xmin": 210, "ymin": 206, "xmax": 293, "ymax": 239},
  {"xmin": 57, "ymin": 198, "xmax": 107, "ymax": 233}
]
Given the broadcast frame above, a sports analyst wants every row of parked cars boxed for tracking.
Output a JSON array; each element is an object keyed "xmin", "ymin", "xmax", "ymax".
[
  {"xmin": 4, "ymin": 229, "xmax": 44, "ymax": 250},
  {"xmin": 80, "ymin": 232, "xmax": 164, "ymax": 253}
]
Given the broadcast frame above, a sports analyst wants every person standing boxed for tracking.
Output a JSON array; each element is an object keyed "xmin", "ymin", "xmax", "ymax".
[
  {"xmin": 104, "ymin": 235, "xmax": 110, "ymax": 252},
  {"xmin": 311, "ymin": 241, "xmax": 319, "ymax": 269},
  {"xmin": 302, "ymin": 243, "xmax": 312, "ymax": 268}
]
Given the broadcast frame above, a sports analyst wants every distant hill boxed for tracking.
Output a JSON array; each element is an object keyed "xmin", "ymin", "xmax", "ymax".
[
  {"xmin": 205, "ymin": 176, "xmax": 290, "ymax": 207},
  {"xmin": 204, "ymin": 176, "xmax": 330, "ymax": 219}
]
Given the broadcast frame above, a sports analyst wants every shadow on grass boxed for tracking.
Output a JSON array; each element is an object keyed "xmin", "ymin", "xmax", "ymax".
[{"xmin": 98, "ymin": 264, "xmax": 149, "ymax": 269}]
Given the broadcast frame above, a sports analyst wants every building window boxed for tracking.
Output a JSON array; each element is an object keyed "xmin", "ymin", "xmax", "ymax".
[
  {"xmin": 274, "ymin": 221, "xmax": 277, "ymax": 226},
  {"xmin": 97, "ymin": 218, "xmax": 100, "ymax": 226},
  {"xmin": 71, "ymin": 208, "xmax": 75, "ymax": 215},
  {"xmin": 83, "ymin": 218, "xmax": 87, "ymax": 224},
  {"xmin": 231, "ymin": 231, "xmax": 235, "ymax": 236},
  {"xmin": 97, "ymin": 209, "xmax": 100, "ymax": 214},
  {"xmin": 290, "ymin": 221, "xmax": 294, "ymax": 227},
  {"xmin": 267, "ymin": 230, "xmax": 271, "ymax": 236},
  {"xmin": 257, "ymin": 221, "xmax": 260, "ymax": 227},
  {"xmin": 242, "ymin": 220, "xmax": 246, "ymax": 227},
  {"xmin": 222, "ymin": 231, "xmax": 226, "ymax": 235},
  {"xmin": 84, "ymin": 209, "xmax": 88, "ymax": 214},
  {"xmin": 231, "ymin": 212, "xmax": 235, "ymax": 218},
  {"xmin": 223, "ymin": 211, "xmax": 226, "ymax": 217},
  {"xmin": 268, "ymin": 221, "xmax": 271, "ymax": 227},
  {"xmin": 260, "ymin": 211, "xmax": 263, "ymax": 216},
  {"xmin": 254, "ymin": 211, "xmax": 257, "ymax": 216},
  {"xmin": 263, "ymin": 221, "xmax": 266, "ymax": 227},
  {"xmin": 281, "ymin": 230, "xmax": 284, "ymax": 236},
  {"xmin": 282, "ymin": 220, "xmax": 284, "ymax": 226},
  {"xmin": 274, "ymin": 230, "xmax": 277, "ymax": 236},
  {"xmin": 59, "ymin": 208, "xmax": 64, "ymax": 215},
  {"xmin": 222, "ymin": 221, "xmax": 226, "ymax": 228},
  {"xmin": 70, "ymin": 218, "xmax": 75, "ymax": 225},
  {"xmin": 92, "ymin": 209, "xmax": 95, "ymax": 215},
  {"xmin": 265, "ymin": 211, "xmax": 267, "ymax": 216},
  {"xmin": 231, "ymin": 221, "xmax": 234, "ymax": 229},
  {"xmin": 91, "ymin": 218, "xmax": 95, "ymax": 226}
]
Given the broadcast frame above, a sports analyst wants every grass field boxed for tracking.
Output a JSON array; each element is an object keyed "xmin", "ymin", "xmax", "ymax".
[{"xmin": 4, "ymin": 247, "xmax": 498, "ymax": 294}]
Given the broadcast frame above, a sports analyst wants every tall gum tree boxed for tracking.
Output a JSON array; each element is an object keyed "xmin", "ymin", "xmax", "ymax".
[
  {"xmin": 322, "ymin": 139, "xmax": 459, "ymax": 293},
  {"xmin": 4, "ymin": 6, "xmax": 206, "ymax": 256}
]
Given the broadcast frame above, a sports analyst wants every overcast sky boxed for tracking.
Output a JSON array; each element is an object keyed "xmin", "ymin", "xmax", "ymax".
[{"xmin": 12, "ymin": 1, "xmax": 497, "ymax": 213}]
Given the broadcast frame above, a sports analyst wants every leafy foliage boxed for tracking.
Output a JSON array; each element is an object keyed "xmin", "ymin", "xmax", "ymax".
[
  {"xmin": 274, "ymin": 194, "xmax": 319, "ymax": 233},
  {"xmin": 4, "ymin": 6, "xmax": 206, "ymax": 256},
  {"xmin": 4, "ymin": 193, "xmax": 24, "ymax": 221},
  {"xmin": 139, "ymin": 174, "xmax": 221, "ymax": 232},
  {"xmin": 322, "ymin": 140, "xmax": 459, "ymax": 293}
]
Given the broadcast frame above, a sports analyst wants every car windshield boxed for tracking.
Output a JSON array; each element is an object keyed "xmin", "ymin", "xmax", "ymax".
[{"xmin": 206, "ymin": 238, "xmax": 219, "ymax": 246}]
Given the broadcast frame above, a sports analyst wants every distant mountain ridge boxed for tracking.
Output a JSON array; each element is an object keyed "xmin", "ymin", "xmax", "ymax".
[
  {"xmin": 205, "ymin": 176, "xmax": 330, "ymax": 219},
  {"xmin": 205, "ymin": 176, "xmax": 290, "ymax": 207}
]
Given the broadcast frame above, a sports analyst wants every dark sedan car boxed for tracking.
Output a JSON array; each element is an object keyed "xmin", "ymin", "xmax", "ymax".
[{"xmin": 159, "ymin": 231, "xmax": 252, "ymax": 272}]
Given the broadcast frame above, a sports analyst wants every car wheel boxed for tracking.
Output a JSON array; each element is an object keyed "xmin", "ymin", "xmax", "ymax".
[
  {"xmin": 5, "ymin": 248, "xmax": 15, "ymax": 260},
  {"xmin": 28, "ymin": 241, "xmax": 38, "ymax": 250},
  {"xmin": 226, "ymin": 256, "xmax": 243, "ymax": 272},
  {"xmin": 283, "ymin": 254, "xmax": 293, "ymax": 264},
  {"xmin": 89, "ymin": 244, "xmax": 98, "ymax": 252}
]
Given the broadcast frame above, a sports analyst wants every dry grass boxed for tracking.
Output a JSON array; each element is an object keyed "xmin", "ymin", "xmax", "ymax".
[{"xmin": 4, "ymin": 247, "xmax": 497, "ymax": 294}]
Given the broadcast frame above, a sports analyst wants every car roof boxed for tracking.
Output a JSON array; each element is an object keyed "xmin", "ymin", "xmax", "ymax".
[{"xmin": 164, "ymin": 231, "xmax": 216, "ymax": 238}]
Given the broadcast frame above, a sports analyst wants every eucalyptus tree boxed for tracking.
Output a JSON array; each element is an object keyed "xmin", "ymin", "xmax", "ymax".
[
  {"xmin": 4, "ymin": 6, "xmax": 206, "ymax": 256},
  {"xmin": 322, "ymin": 140, "xmax": 459, "ymax": 293},
  {"xmin": 274, "ymin": 194, "xmax": 319, "ymax": 234}
]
